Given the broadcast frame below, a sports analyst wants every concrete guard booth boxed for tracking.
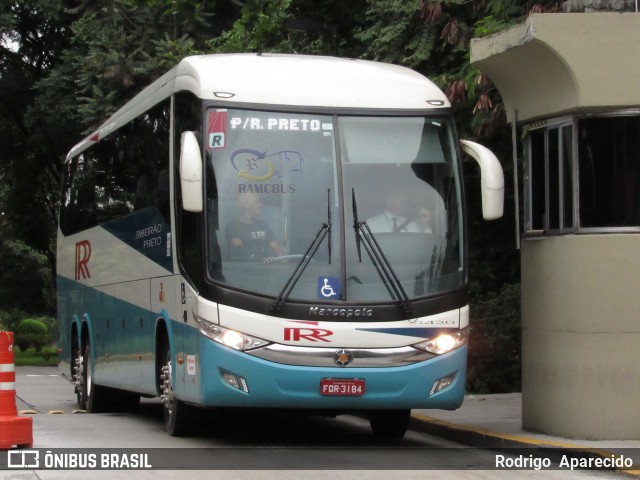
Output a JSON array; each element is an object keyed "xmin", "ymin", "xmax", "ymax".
[{"xmin": 471, "ymin": 13, "xmax": 640, "ymax": 440}]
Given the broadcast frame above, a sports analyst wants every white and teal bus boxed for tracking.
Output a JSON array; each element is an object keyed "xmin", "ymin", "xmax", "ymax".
[{"xmin": 57, "ymin": 54, "xmax": 503, "ymax": 438}]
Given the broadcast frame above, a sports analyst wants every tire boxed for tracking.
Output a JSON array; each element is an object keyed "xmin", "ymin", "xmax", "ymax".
[
  {"xmin": 73, "ymin": 345, "xmax": 86, "ymax": 410},
  {"xmin": 160, "ymin": 349, "xmax": 192, "ymax": 436},
  {"xmin": 77, "ymin": 339, "xmax": 139, "ymax": 413},
  {"xmin": 82, "ymin": 343, "xmax": 107, "ymax": 413},
  {"xmin": 369, "ymin": 409, "xmax": 411, "ymax": 440}
]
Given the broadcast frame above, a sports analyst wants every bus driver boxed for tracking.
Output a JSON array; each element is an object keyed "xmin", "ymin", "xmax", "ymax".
[
  {"xmin": 366, "ymin": 191, "xmax": 429, "ymax": 233},
  {"xmin": 226, "ymin": 192, "xmax": 285, "ymax": 262}
]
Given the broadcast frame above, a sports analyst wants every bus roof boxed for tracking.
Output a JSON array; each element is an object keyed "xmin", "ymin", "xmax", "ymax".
[{"xmin": 67, "ymin": 53, "xmax": 450, "ymax": 160}]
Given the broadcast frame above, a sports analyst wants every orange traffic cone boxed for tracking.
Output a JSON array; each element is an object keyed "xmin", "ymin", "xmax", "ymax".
[{"xmin": 0, "ymin": 332, "xmax": 33, "ymax": 449}]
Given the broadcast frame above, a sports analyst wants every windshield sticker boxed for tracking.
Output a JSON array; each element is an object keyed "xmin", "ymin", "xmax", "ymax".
[
  {"xmin": 318, "ymin": 276, "xmax": 340, "ymax": 300},
  {"xmin": 208, "ymin": 111, "xmax": 228, "ymax": 149},
  {"xmin": 232, "ymin": 149, "xmax": 303, "ymax": 180},
  {"xmin": 230, "ymin": 116, "xmax": 326, "ymax": 133},
  {"xmin": 231, "ymin": 148, "xmax": 302, "ymax": 194}
]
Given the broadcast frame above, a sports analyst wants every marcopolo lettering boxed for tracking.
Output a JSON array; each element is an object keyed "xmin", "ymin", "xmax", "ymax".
[{"xmin": 309, "ymin": 307, "xmax": 373, "ymax": 318}]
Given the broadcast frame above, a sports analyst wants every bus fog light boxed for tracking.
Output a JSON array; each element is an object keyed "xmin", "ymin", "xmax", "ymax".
[
  {"xmin": 413, "ymin": 327, "xmax": 469, "ymax": 355},
  {"xmin": 221, "ymin": 370, "xmax": 250, "ymax": 393},
  {"xmin": 430, "ymin": 373, "xmax": 456, "ymax": 396}
]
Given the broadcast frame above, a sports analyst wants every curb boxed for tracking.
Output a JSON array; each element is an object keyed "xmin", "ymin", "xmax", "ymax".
[{"xmin": 410, "ymin": 413, "xmax": 640, "ymax": 477}]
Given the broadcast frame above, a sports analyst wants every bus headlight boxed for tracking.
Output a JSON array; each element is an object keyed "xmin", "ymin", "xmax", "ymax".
[
  {"xmin": 412, "ymin": 327, "xmax": 469, "ymax": 355},
  {"xmin": 195, "ymin": 316, "xmax": 270, "ymax": 351}
]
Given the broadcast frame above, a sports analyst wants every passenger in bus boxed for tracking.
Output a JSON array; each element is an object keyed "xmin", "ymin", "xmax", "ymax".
[
  {"xmin": 416, "ymin": 206, "xmax": 433, "ymax": 234},
  {"xmin": 226, "ymin": 192, "xmax": 285, "ymax": 262},
  {"xmin": 366, "ymin": 191, "xmax": 428, "ymax": 233}
]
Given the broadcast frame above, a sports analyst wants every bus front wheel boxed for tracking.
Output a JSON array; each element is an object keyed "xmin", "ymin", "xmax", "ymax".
[{"xmin": 160, "ymin": 350, "xmax": 192, "ymax": 436}]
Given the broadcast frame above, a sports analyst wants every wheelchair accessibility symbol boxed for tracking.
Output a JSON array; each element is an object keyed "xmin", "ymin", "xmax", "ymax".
[{"xmin": 318, "ymin": 277, "xmax": 340, "ymax": 299}]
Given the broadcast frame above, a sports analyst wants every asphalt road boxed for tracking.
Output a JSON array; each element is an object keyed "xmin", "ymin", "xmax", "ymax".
[{"xmin": 0, "ymin": 366, "xmax": 619, "ymax": 480}]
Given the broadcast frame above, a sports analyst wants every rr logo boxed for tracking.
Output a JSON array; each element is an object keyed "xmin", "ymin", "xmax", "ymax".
[
  {"xmin": 284, "ymin": 327, "xmax": 333, "ymax": 342},
  {"xmin": 75, "ymin": 240, "xmax": 92, "ymax": 280}
]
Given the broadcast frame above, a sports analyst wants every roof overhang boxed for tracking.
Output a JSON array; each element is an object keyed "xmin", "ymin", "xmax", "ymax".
[{"xmin": 471, "ymin": 13, "xmax": 640, "ymax": 123}]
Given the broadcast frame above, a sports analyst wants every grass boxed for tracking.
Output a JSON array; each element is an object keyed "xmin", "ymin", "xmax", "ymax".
[{"xmin": 13, "ymin": 347, "xmax": 59, "ymax": 366}]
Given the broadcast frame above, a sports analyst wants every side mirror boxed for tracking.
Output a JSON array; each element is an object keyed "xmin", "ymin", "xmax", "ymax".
[
  {"xmin": 179, "ymin": 131, "xmax": 203, "ymax": 212},
  {"xmin": 460, "ymin": 140, "xmax": 504, "ymax": 220}
]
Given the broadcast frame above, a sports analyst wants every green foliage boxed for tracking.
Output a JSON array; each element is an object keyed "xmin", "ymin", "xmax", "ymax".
[
  {"xmin": 210, "ymin": 0, "xmax": 293, "ymax": 53},
  {"xmin": 0, "ymin": 239, "xmax": 54, "ymax": 314},
  {"xmin": 13, "ymin": 346, "xmax": 59, "ymax": 366},
  {"xmin": 56, "ymin": 0, "xmax": 221, "ymax": 130},
  {"xmin": 40, "ymin": 345, "xmax": 58, "ymax": 362},
  {"xmin": 15, "ymin": 318, "xmax": 50, "ymax": 352},
  {"xmin": 467, "ymin": 284, "xmax": 521, "ymax": 393},
  {"xmin": 0, "ymin": 308, "xmax": 29, "ymax": 333},
  {"xmin": 0, "ymin": 0, "xmax": 74, "ymax": 315},
  {"xmin": 474, "ymin": 15, "xmax": 514, "ymax": 38},
  {"xmin": 36, "ymin": 315, "xmax": 58, "ymax": 345}
]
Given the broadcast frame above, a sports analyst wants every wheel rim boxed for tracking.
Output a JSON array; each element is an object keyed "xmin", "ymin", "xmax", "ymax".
[
  {"xmin": 73, "ymin": 349, "xmax": 84, "ymax": 405},
  {"xmin": 160, "ymin": 355, "xmax": 174, "ymax": 421},
  {"xmin": 85, "ymin": 348, "xmax": 92, "ymax": 399}
]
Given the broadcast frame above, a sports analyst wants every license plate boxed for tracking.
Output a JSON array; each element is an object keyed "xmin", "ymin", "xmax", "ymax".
[{"xmin": 320, "ymin": 378, "xmax": 365, "ymax": 396}]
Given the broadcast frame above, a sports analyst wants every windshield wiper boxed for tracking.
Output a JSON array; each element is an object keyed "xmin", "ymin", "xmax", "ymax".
[
  {"xmin": 352, "ymin": 188, "xmax": 413, "ymax": 316},
  {"xmin": 272, "ymin": 189, "xmax": 332, "ymax": 312}
]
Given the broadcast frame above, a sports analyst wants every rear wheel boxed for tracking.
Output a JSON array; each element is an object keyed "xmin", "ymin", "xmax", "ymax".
[
  {"xmin": 73, "ymin": 345, "xmax": 85, "ymax": 410},
  {"xmin": 82, "ymin": 343, "xmax": 107, "ymax": 413},
  {"xmin": 76, "ymin": 340, "xmax": 138, "ymax": 412},
  {"xmin": 369, "ymin": 409, "xmax": 411, "ymax": 439}
]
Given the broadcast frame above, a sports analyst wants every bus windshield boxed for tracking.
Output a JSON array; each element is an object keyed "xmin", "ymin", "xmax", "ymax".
[{"xmin": 205, "ymin": 109, "xmax": 464, "ymax": 304}]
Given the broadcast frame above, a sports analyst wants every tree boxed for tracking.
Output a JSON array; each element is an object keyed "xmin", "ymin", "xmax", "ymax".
[
  {"xmin": 208, "ymin": 0, "xmax": 367, "ymax": 57},
  {"xmin": 42, "ymin": 0, "xmax": 237, "ymax": 131},
  {"xmin": 0, "ymin": 0, "xmax": 241, "ymax": 315},
  {"xmin": 14, "ymin": 318, "xmax": 49, "ymax": 352},
  {"xmin": 0, "ymin": 1, "xmax": 78, "ymax": 315}
]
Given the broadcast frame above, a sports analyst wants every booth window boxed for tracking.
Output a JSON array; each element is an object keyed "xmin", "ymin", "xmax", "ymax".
[
  {"xmin": 526, "ymin": 122, "xmax": 573, "ymax": 232},
  {"xmin": 526, "ymin": 113, "xmax": 640, "ymax": 234},
  {"xmin": 578, "ymin": 116, "xmax": 640, "ymax": 228}
]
